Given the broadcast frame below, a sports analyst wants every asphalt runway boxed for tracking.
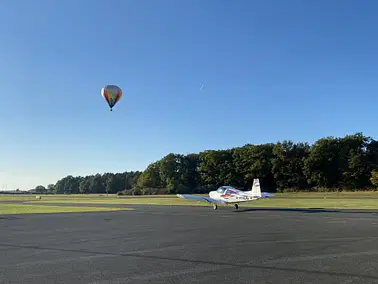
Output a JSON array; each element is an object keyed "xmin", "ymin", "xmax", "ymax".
[{"xmin": 2, "ymin": 204, "xmax": 378, "ymax": 284}]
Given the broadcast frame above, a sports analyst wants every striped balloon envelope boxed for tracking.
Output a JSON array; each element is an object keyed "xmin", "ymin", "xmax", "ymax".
[{"xmin": 101, "ymin": 85, "xmax": 122, "ymax": 111}]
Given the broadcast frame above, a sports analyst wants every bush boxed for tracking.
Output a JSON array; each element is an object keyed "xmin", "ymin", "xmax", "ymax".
[
  {"xmin": 141, "ymin": 187, "xmax": 159, "ymax": 195},
  {"xmin": 370, "ymin": 169, "xmax": 378, "ymax": 188},
  {"xmin": 132, "ymin": 188, "xmax": 143, "ymax": 195}
]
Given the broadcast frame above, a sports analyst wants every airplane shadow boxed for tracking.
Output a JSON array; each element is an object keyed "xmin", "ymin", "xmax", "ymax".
[{"xmin": 234, "ymin": 207, "xmax": 378, "ymax": 215}]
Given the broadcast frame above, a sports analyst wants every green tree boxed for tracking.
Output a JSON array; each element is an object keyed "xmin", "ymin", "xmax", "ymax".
[
  {"xmin": 179, "ymin": 153, "xmax": 201, "ymax": 192},
  {"xmin": 46, "ymin": 184, "xmax": 55, "ymax": 193},
  {"xmin": 44, "ymin": 132, "xmax": 378, "ymax": 195},
  {"xmin": 89, "ymin": 174, "xmax": 104, "ymax": 193},
  {"xmin": 271, "ymin": 140, "xmax": 310, "ymax": 190},
  {"xmin": 137, "ymin": 162, "xmax": 162, "ymax": 189},
  {"xmin": 232, "ymin": 144, "xmax": 275, "ymax": 190},
  {"xmin": 79, "ymin": 178, "xmax": 91, "ymax": 194},
  {"xmin": 199, "ymin": 149, "xmax": 239, "ymax": 190},
  {"xmin": 158, "ymin": 153, "xmax": 183, "ymax": 193},
  {"xmin": 303, "ymin": 137, "xmax": 341, "ymax": 188},
  {"xmin": 34, "ymin": 185, "xmax": 47, "ymax": 194}
]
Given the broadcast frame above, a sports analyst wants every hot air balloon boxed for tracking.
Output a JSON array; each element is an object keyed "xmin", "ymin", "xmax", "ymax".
[{"xmin": 101, "ymin": 85, "xmax": 122, "ymax": 111}]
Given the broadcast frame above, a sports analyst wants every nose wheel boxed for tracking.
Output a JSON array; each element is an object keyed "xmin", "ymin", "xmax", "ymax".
[
  {"xmin": 234, "ymin": 204, "xmax": 239, "ymax": 210},
  {"xmin": 213, "ymin": 204, "xmax": 218, "ymax": 210}
]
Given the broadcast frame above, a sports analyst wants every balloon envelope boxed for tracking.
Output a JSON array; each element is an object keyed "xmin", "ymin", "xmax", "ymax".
[{"xmin": 101, "ymin": 85, "xmax": 122, "ymax": 110}]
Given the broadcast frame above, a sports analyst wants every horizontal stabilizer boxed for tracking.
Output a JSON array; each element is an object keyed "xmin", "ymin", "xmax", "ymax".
[
  {"xmin": 261, "ymin": 192, "xmax": 273, "ymax": 198},
  {"xmin": 177, "ymin": 194, "xmax": 225, "ymax": 204}
]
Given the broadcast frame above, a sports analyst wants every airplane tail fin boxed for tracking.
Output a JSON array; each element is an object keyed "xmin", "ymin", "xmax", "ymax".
[{"xmin": 249, "ymin": 178, "xmax": 261, "ymax": 198}]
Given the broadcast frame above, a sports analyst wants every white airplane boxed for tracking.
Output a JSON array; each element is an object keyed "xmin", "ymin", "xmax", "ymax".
[{"xmin": 177, "ymin": 178, "xmax": 273, "ymax": 210}]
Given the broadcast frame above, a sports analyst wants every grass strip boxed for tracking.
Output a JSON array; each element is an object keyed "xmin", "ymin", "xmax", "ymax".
[{"xmin": 0, "ymin": 204, "xmax": 132, "ymax": 215}]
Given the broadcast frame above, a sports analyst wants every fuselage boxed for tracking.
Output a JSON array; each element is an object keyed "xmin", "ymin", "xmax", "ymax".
[{"xmin": 209, "ymin": 186, "xmax": 258, "ymax": 204}]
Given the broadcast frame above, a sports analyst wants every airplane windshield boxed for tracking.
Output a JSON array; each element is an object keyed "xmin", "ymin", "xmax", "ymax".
[
  {"xmin": 216, "ymin": 186, "xmax": 235, "ymax": 193},
  {"xmin": 216, "ymin": 188, "xmax": 226, "ymax": 193}
]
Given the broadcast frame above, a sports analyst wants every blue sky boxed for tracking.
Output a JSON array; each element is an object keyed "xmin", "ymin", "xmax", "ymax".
[{"xmin": 1, "ymin": 0, "xmax": 378, "ymax": 189}]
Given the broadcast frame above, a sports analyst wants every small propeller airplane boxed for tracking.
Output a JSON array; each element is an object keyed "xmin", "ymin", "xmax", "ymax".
[{"xmin": 177, "ymin": 178, "xmax": 273, "ymax": 210}]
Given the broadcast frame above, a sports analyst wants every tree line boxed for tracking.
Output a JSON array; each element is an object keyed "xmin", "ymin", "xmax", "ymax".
[{"xmin": 30, "ymin": 133, "xmax": 378, "ymax": 195}]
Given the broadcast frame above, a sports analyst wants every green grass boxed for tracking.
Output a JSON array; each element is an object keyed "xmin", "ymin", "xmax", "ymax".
[
  {"xmin": 248, "ymin": 198, "xmax": 378, "ymax": 209},
  {"xmin": 0, "ymin": 195, "xmax": 117, "ymax": 201},
  {"xmin": 274, "ymin": 191, "xmax": 378, "ymax": 197},
  {"xmin": 0, "ymin": 204, "xmax": 133, "ymax": 215},
  {"xmin": 23, "ymin": 196, "xmax": 378, "ymax": 210},
  {"xmin": 33, "ymin": 197, "xmax": 201, "ymax": 205},
  {"xmin": 3, "ymin": 191, "xmax": 378, "ymax": 210}
]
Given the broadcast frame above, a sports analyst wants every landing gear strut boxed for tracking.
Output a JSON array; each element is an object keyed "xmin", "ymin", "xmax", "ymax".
[
  {"xmin": 234, "ymin": 204, "xmax": 239, "ymax": 210},
  {"xmin": 213, "ymin": 204, "xmax": 218, "ymax": 210}
]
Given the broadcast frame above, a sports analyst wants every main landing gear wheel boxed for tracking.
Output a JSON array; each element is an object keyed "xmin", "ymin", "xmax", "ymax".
[
  {"xmin": 213, "ymin": 204, "xmax": 218, "ymax": 210},
  {"xmin": 234, "ymin": 204, "xmax": 239, "ymax": 210}
]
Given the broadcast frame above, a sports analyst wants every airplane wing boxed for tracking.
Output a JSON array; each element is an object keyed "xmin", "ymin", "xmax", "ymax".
[{"xmin": 177, "ymin": 194, "xmax": 225, "ymax": 204}]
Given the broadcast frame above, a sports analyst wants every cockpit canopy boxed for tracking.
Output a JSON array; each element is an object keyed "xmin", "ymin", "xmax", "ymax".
[{"xmin": 216, "ymin": 186, "xmax": 238, "ymax": 194}]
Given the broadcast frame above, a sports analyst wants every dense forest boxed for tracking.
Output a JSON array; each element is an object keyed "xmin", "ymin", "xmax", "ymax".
[{"xmin": 29, "ymin": 133, "xmax": 378, "ymax": 195}]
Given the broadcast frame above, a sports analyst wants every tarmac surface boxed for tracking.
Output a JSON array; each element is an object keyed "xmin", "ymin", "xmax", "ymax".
[{"xmin": 2, "ymin": 204, "xmax": 378, "ymax": 284}]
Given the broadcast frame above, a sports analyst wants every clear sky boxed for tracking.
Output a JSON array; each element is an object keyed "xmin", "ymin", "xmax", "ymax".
[{"xmin": 1, "ymin": 0, "xmax": 378, "ymax": 190}]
